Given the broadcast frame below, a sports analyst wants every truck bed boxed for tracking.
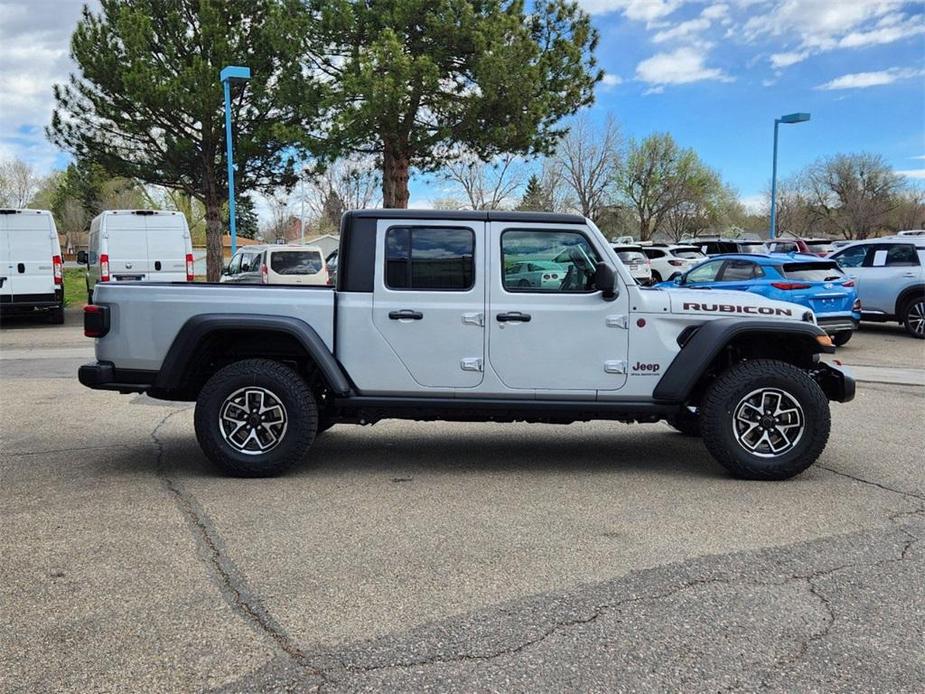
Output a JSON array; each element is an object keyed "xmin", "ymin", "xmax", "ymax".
[{"xmin": 92, "ymin": 282, "xmax": 335, "ymax": 372}]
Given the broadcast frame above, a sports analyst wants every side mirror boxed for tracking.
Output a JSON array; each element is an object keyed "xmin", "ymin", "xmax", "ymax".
[
  {"xmin": 76, "ymin": 250, "xmax": 88, "ymax": 265},
  {"xmin": 594, "ymin": 262, "xmax": 619, "ymax": 301},
  {"xmin": 673, "ymin": 274, "xmax": 683, "ymax": 285}
]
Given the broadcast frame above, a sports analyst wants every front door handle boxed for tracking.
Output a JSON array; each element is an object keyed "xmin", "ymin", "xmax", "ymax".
[
  {"xmin": 496, "ymin": 311, "xmax": 532, "ymax": 323},
  {"xmin": 388, "ymin": 309, "xmax": 423, "ymax": 320}
]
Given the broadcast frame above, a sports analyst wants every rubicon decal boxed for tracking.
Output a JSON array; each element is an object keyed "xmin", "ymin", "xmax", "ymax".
[{"xmin": 683, "ymin": 302, "xmax": 792, "ymax": 317}]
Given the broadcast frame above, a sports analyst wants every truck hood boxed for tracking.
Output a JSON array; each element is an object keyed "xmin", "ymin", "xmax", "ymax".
[{"xmin": 666, "ymin": 289, "xmax": 810, "ymax": 322}]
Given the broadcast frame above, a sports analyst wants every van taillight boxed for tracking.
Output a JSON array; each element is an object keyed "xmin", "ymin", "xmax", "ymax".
[
  {"xmin": 185, "ymin": 253, "xmax": 194, "ymax": 282},
  {"xmin": 52, "ymin": 255, "xmax": 62, "ymax": 285},
  {"xmin": 260, "ymin": 263, "xmax": 268, "ymax": 284},
  {"xmin": 100, "ymin": 253, "xmax": 110, "ymax": 282}
]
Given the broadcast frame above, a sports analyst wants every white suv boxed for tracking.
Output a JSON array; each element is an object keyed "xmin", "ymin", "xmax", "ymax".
[
  {"xmin": 829, "ymin": 238, "xmax": 925, "ymax": 338},
  {"xmin": 642, "ymin": 244, "xmax": 707, "ymax": 282}
]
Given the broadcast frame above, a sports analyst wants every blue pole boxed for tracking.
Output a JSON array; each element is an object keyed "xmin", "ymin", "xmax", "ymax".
[
  {"xmin": 769, "ymin": 118, "xmax": 780, "ymax": 240},
  {"xmin": 222, "ymin": 77, "xmax": 238, "ymax": 256}
]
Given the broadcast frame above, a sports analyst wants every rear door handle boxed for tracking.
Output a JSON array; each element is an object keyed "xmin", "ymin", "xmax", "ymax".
[
  {"xmin": 388, "ymin": 309, "xmax": 423, "ymax": 320},
  {"xmin": 496, "ymin": 311, "xmax": 532, "ymax": 323}
]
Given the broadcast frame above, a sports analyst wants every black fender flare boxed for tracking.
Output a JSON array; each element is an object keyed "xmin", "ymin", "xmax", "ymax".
[
  {"xmin": 653, "ymin": 318, "xmax": 831, "ymax": 403},
  {"xmin": 153, "ymin": 314, "xmax": 352, "ymax": 396}
]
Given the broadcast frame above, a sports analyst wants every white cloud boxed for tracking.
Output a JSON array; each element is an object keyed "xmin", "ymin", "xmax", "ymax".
[
  {"xmin": 739, "ymin": 193, "xmax": 766, "ymax": 214},
  {"xmin": 652, "ymin": 17, "xmax": 710, "ymax": 42},
  {"xmin": 701, "ymin": 3, "xmax": 730, "ymax": 21},
  {"xmin": 636, "ymin": 46, "xmax": 732, "ymax": 86},
  {"xmin": 742, "ymin": 0, "xmax": 924, "ymax": 69},
  {"xmin": 600, "ymin": 73, "xmax": 623, "ymax": 88},
  {"xmin": 769, "ymin": 50, "xmax": 810, "ymax": 68},
  {"xmin": 0, "ymin": 1, "xmax": 100, "ymax": 173},
  {"xmin": 896, "ymin": 169, "xmax": 925, "ymax": 180},
  {"xmin": 816, "ymin": 67, "xmax": 924, "ymax": 90},
  {"xmin": 580, "ymin": 0, "xmax": 685, "ymax": 24}
]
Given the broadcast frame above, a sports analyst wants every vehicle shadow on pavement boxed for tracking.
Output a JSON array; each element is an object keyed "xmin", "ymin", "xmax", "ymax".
[{"xmin": 143, "ymin": 423, "xmax": 725, "ymax": 481}]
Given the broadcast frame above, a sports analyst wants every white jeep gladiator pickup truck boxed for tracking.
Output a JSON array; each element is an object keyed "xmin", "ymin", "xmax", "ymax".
[{"xmin": 79, "ymin": 210, "xmax": 854, "ymax": 480}]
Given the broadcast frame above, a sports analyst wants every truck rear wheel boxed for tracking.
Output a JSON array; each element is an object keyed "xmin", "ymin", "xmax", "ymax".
[
  {"xmin": 700, "ymin": 359, "xmax": 830, "ymax": 481},
  {"xmin": 194, "ymin": 358, "xmax": 317, "ymax": 477}
]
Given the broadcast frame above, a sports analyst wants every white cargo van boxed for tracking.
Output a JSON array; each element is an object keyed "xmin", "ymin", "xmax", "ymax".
[
  {"xmin": 0, "ymin": 209, "xmax": 64, "ymax": 323},
  {"xmin": 79, "ymin": 210, "xmax": 193, "ymax": 302}
]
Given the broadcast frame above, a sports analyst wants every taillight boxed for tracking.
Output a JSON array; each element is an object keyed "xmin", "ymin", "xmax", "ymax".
[
  {"xmin": 100, "ymin": 253, "xmax": 110, "ymax": 282},
  {"xmin": 260, "ymin": 263, "xmax": 268, "ymax": 284},
  {"xmin": 52, "ymin": 254, "xmax": 62, "ymax": 285},
  {"xmin": 771, "ymin": 282, "xmax": 811, "ymax": 290},
  {"xmin": 667, "ymin": 259, "xmax": 684, "ymax": 267},
  {"xmin": 853, "ymin": 298, "xmax": 861, "ymax": 311},
  {"xmin": 841, "ymin": 279, "xmax": 855, "ymax": 287},
  {"xmin": 83, "ymin": 304, "xmax": 110, "ymax": 338},
  {"xmin": 543, "ymin": 273, "xmax": 551, "ymax": 279},
  {"xmin": 185, "ymin": 253, "xmax": 194, "ymax": 282}
]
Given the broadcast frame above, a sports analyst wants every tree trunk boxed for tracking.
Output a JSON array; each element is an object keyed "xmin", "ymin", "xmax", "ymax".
[
  {"xmin": 204, "ymin": 187, "xmax": 224, "ymax": 282},
  {"xmin": 382, "ymin": 139, "xmax": 410, "ymax": 208}
]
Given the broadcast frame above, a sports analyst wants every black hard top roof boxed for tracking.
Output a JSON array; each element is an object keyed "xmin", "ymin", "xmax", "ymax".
[{"xmin": 344, "ymin": 209, "xmax": 587, "ymax": 224}]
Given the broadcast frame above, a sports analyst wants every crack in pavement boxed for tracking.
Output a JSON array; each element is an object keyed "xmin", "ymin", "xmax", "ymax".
[
  {"xmin": 817, "ymin": 464, "xmax": 925, "ymax": 504},
  {"xmin": 325, "ymin": 533, "xmax": 922, "ymax": 684},
  {"xmin": 149, "ymin": 408, "xmax": 327, "ymax": 678}
]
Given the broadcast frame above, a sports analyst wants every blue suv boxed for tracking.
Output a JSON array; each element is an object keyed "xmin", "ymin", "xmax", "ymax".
[{"xmin": 659, "ymin": 254, "xmax": 861, "ymax": 345}]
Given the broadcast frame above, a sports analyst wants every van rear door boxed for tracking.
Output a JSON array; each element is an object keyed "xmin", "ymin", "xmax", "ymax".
[
  {"xmin": 0, "ymin": 212, "xmax": 12, "ymax": 301},
  {"xmin": 145, "ymin": 213, "xmax": 190, "ymax": 280},
  {"xmin": 104, "ymin": 212, "xmax": 149, "ymax": 280},
  {"xmin": 2, "ymin": 210, "xmax": 56, "ymax": 299}
]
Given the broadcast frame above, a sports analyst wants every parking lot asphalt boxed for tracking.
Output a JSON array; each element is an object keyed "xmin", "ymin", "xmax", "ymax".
[{"xmin": 1, "ymin": 311, "xmax": 923, "ymax": 692}]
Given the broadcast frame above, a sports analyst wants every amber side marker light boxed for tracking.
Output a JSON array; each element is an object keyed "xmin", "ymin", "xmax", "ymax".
[{"xmin": 816, "ymin": 334, "xmax": 834, "ymax": 348}]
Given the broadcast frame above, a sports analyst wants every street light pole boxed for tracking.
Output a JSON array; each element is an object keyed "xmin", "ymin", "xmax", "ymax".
[
  {"xmin": 769, "ymin": 112, "xmax": 810, "ymax": 240},
  {"xmin": 220, "ymin": 65, "xmax": 251, "ymax": 256}
]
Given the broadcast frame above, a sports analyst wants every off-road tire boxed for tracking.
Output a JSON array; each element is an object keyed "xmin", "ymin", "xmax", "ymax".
[
  {"xmin": 901, "ymin": 296, "xmax": 925, "ymax": 339},
  {"xmin": 194, "ymin": 358, "xmax": 317, "ymax": 477},
  {"xmin": 700, "ymin": 359, "xmax": 830, "ymax": 481},
  {"xmin": 666, "ymin": 407, "xmax": 700, "ymax": 436},
  {"xmin": 832, "ymin": 331, "xmax": 852, "ymax": 347}
]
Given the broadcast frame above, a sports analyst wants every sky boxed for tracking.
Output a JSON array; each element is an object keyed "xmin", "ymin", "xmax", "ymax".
[{"xmin": 1, "ymin": 0, "xmax": 923, "ymax": 216}]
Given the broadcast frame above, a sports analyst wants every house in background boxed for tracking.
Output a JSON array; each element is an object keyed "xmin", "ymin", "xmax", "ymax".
[{"xmin": 303, "ymin": 233, "xmax": 339, "ymax": 257}]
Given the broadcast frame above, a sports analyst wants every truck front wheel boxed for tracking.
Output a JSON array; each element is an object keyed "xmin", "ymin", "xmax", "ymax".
[
  {"xmin": 699, "ymin": 359, "xmax": 830, "ymax": 481},
  {"xmin": 194, "ymin": 358, "xmax": 318, "ymax": 477}
]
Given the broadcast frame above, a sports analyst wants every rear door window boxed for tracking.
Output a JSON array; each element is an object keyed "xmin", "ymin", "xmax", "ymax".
[
  {"xmin": 271, "ymin": 249, "xmax": 323, "ymax": 275},
  {"xmin": 503, "ymin": 229, "xmax": 600, "ymax": 292},
  {"xmin": 386, "ymin": 227, "xmax": 475, "ymax": 290},
  {"xmin": 719, "ymin": 260, "xmax": 761, "ymax": 281},
  {"xmin": 885, "ymin": 244, "xmax": 920, "ymax": 267}
]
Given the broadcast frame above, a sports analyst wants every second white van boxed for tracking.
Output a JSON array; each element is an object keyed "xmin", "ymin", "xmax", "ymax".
[
  {"xmin": 0, "ymin": 209, "xmax": 64, "ymax": 323},
  {"xmin": 79, "ymin": 210, "xmax": 193, "ymax": 302}
]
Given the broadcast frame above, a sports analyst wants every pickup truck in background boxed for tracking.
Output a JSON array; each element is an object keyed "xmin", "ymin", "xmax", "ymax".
[{"xmin": 79, "ymin": 210, "xmax": 854, "ymax": 480}]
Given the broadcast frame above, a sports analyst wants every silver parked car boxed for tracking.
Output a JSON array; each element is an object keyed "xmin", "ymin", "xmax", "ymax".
[{"xmin": 829, "ymin": 237, "xmax": 925, "ymax": 338}]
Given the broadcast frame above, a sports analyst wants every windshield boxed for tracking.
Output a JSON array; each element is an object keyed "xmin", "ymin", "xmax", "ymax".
[
  {"xmin": 671, "ymin": 247, "xmax": 705, "ymax": 260},
  {"xmin": 781, "ymin": 262, "xmax": 844, "ymax": 282},
  {"xmin": 740, "ymin": 243, "xmax": 769, "ymax": 255},
  {"xmin": 270, "ymin": 250, "xmax": 323, "ymax": 275}
]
